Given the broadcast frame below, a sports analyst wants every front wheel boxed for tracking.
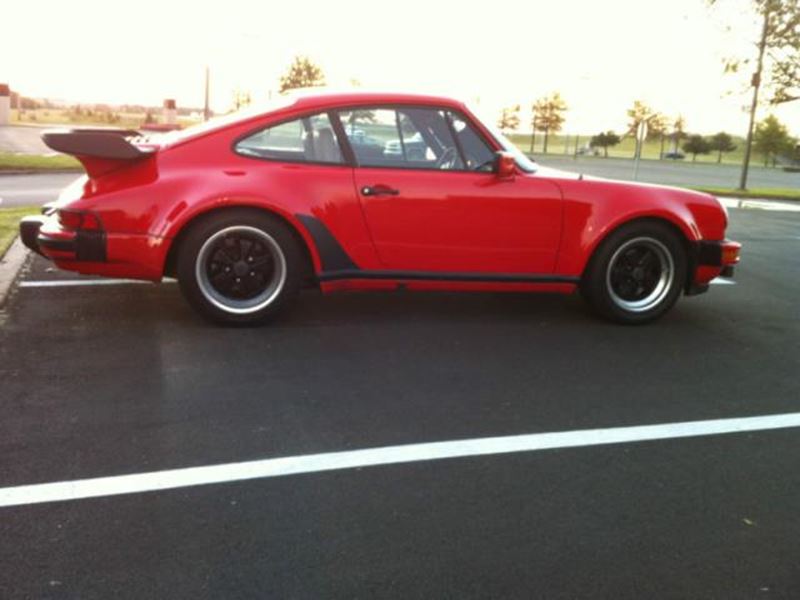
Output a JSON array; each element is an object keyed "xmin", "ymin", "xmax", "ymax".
[
  {"xmin": 176, "ymin": 210, "xmax": 306, "ymax": 325},
  {"xmin": 581, "ymin": 221, "xmax": 687, "ymax": 324}
]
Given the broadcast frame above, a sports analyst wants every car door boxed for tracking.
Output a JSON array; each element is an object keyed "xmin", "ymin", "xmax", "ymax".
[{"xmin": 337, "ymin": 106, "xmax": 562, "ymax": 274}]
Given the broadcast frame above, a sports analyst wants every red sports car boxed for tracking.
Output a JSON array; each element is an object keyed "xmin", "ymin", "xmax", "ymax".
[{"xmin": 20, "ymin": 91, "xmax": 740, "ymax": 325}]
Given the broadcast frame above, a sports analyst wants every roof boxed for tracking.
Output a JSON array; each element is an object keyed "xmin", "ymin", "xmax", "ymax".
[
  {"xmin": 285, "ymin": 88, "xmax": 464, "ymax": 110},
  {"xmin": 160, "ymin": 89, "xmax": 466, "ymax": 148}
]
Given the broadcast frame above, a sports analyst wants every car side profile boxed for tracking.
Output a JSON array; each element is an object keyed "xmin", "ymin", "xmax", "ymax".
[{"xmin": 20, "ymin": 91, "xmax": 740, "ymax": 325}]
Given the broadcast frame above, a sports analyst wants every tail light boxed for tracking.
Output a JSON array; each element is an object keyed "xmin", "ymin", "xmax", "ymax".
[{"xmin": 58, "ymin": 209, "xmax": 102, "ymax": 231}]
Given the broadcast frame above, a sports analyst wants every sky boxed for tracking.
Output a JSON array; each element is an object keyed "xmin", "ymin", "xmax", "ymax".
[{"xmin": 2, "ymin": 0, "xmax": 798, "ymax": 136}]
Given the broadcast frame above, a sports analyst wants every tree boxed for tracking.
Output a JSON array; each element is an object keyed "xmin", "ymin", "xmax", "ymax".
[
  {"xmin": 711, "ymin": 0, "xmax": 800, "ymax": 188},
  {"xmin": 232, "ymin": 89, "xmax": 252, "ymax": 111},
  {"xmin": 670, "ymin": 116, "xmax": 687, "ymax": 154},
  {"xmin": 344, "ymin": 109, "xmax": 377, "ymax": 134},
  {"xmin": 589, "ymin": 131, "xmax": 621, "ymax": 157},
  {"xmin": 646, "ymin": 113, "xmax": 670, "ymax": 157},
  {"xmin": 626, "ymin": 100, "xmax": 656, "ymax": 159},
  {"xmin": 709, "ymin": 132, "xmax": 737, "ymax": 163},
  {"xmin": 682, "ymin": 135, "xmax": 712, "ymax": 162},
  {"xmin": 714, "ymin": 0, "xmax": 800, "ymax": 105},
  {"xmin": 532, "ymin": 92, "xmax": 568, "ymax": 153},
  {"xmin": 279, "ymin": 56, "xmax": 326, "ymax": 93},
  {"xmin": 497, "ymin": 105, "xmax": 521, "ymax": 133},
  {"xmin": 753, "ymin": 114, "xmax": 795, "ymax": 166}
]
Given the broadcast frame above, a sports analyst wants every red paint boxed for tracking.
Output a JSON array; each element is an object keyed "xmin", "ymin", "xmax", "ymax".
[{"xmin": 35, "ymin": 91, "xmax": 736, "ymax": 292}]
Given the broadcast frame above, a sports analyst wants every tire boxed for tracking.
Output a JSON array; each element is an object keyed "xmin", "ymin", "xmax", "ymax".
[
  {"xmin": 580, "ymin": 221, "xmax": 687, "ymax": 324},
  {"xmin": 176, "ymin": 209, "xmax": 306, "ymax": 325}
]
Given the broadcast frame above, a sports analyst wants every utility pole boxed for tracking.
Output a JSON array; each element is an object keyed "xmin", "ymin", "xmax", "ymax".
[
  {"xmin": 633, "ymin": 119, "xmax": 648, "ymax": 181},
  {"xmin": 739, "ymin": 5, "xmax": 771, "ymax": 191},
  {"xmin": 203, "ymin": 66, "xmax": 211, "ymax": 122}
]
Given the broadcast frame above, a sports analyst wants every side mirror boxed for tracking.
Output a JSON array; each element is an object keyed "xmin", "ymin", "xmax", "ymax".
[{"xmin": 494, "ymin": 151, "xmax": 516, "ymax": 178}]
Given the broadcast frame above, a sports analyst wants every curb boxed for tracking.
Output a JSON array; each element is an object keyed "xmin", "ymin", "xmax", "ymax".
[
  {"xmin": 0, "ymin": 236, "xmax": 30, "ymax": 308},
  {"xmin": 705, "ymin": 193, "xmax": 800, "ymax": 203},
  {"xmin": 0, "ymin": 169, "xmax": 82, "ymax": 176}
]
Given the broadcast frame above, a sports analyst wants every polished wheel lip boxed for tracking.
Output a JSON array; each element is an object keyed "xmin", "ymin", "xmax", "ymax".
[
  {"xmin": 195, "ymin": 225, "xmax": 287, "ymax": 315},
  {"xmin": 605, "ymin": 236, "xmax": 674, "ymax": 313}
]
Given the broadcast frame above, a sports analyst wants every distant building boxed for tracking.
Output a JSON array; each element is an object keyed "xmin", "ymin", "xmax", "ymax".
[
  {"xmin": 163, "ymin": 99, "xmax": 177, "ymax": 125},
  {"xmin": 0, "ymin": 84, "xmax": 10, "ymax": 126}
]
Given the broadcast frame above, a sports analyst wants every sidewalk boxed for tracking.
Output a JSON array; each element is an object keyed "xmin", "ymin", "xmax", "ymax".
[{"xmin": 0, "ymin": 125, "xmax": 51, "ymax": 154}]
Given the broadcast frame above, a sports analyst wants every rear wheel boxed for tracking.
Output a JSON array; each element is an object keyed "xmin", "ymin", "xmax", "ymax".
[
  {"xmin": 177, "ymin": 210, "xmax": 305, "ymax": 324},
  {"xmin": 581, "ymin": 221, "xmax": 687, "ymax": 324}
]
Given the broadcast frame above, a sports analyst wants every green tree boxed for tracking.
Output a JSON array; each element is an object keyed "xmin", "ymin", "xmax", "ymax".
[
  {"xmin": 589, "ymin": 131, "xmax": 621, "ymax": 157},
  {"xmin": 497, "ymin": 105, "xmax": 521, "ymax": 133},
  {"xmin": 714, "ymin": 0, "xmax": 800, "ymax": 104},
  {"xmin": 279, "ymin": 56, "xmax": 326, "ymax": 93},
  {"xmin": 532, "ymin": 92, "xmax": 568, "ymax": 153},
  {"xmin": 344, "ymin": 109, "xmax": 378, "ymax": 135},
  {"xmin": 626, "ymin": 100, "xmax": 656, "ymax": 159},
  {"xmin": 670, "ymin": 116, "xmax": 687, "ymax": 154},
  {"xmin": 709, "ymin": 132, "xmax": 737, "ymax": 163},
  {"xmin": 232, "ymin": 88, "xmax": 252, "ymax": 111},
  {"xmin": 754, "ymin": 114, "xmax": 795, "ymax": 166},
  {"xmin": 646, "ymin": 113, "xmax": 669, "ymax": 157},
  {"xmin": 711, "ymin": 0, "xmax": 800, "ymax": 187},
  {"xmin": 682, "ymin": 134, "xmax": 712, "ymax": 162}
]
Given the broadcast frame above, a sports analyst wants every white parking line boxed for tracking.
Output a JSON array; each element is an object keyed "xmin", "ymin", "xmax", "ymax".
[
  {"xmin": 19, "ymin": 278, "xmax": 176, "ymax": 288},
  {"xmin": 2, "ymin": 412, "xmax": 799, "ymax": 508},
  {"xmin": 717, "ymin": 197, "xmax": 800, "ymax": 213},
  {"xmin": 709, "ymin": 278, "xmax": 736, "ymax": 285}
]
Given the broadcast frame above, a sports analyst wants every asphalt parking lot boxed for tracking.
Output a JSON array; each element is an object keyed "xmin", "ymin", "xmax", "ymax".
[{"xmin": 1, "ymin": 203, "xmax": 799, "ymax": 598}]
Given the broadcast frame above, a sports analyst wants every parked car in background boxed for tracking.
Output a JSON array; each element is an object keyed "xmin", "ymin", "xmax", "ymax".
[
  {"xmin": 662, "ymin": 151, "xmax": 686, "ymax": 160},
  {"xmin": 20, "ymin": 91, "xmax": 739, "ymax": 325},
  {"xmin": 576, "ymin": 145, "xmax": 600, "ymax": 156},
  {"xmin": 383, "ymin": 133, "xmax": 430, "ymax": 160}
]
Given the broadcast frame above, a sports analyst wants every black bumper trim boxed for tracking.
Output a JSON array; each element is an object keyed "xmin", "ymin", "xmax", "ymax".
[
  {"xmin": 38, "ymin": 236, "xmax": 75, "ymax": 253},
  {"xmin": 696, "ymin": 240, "xmax": 726, "ymax": 267},
  {"xmin": 19, "ymin": 216, "xmax": 107, "ymax": 262},
  {"xmin": 19, "ymin": 216, "xmax": 46, "ymax": 256},
  {"xmin": 686, "ymin": 283, "xmax": 710, "ymax": 296},
  {"xmin": 75, "ymin": 230, "xmax": 107, "ymax": 262}
]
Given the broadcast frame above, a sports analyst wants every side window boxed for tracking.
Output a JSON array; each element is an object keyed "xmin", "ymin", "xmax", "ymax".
[
  {"xmin": 338, "ymin": 107, "xmax": 465, "ymax": 170},
  {"xmin": 448, "ymin": 112, "xmax": 496, "ymax": 171},
  {"xmin": 234, "ymin": 112, "xmax": 344, "ymax": 164}
]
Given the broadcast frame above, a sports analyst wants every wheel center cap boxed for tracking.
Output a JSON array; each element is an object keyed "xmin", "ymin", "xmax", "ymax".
[
  {"xmin": 233, "ymin": 261, "xmax": 249, "ymax": 277},
  {"xmin": 632, "ymin": 267, "xmax": 645, "ymax": 280}
]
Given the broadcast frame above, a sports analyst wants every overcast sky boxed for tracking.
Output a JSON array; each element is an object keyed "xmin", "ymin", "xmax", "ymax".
[{"xmin": 2, "ymin": 0, "xmax": 798, "ymax": 136}]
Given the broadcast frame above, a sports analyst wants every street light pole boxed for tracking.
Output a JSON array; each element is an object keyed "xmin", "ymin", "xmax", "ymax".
[
  {"xmin": 203, "ymin": 66, "xmax": 211, "ymax": 122},
  {"xmin": 633, "ymin": 119, "xmax": 648, "ymax": 181},
  {"xmin": 738, "ymin": 5, "xmax": 771, "ymax": 191}
]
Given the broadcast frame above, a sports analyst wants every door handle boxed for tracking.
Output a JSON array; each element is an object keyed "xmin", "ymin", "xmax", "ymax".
[{"xmin": 361, "ymin": 185, "xmax": 399, "ymax": 197}]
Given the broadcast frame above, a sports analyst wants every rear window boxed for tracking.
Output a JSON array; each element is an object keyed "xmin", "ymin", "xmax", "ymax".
[
  {"xmin": 234, "ymin": 112, "xmax": 344, "ymax": 164},
  {"xmin": 156, "ymin": 97, "xmax": 298, "ymax": 146}
]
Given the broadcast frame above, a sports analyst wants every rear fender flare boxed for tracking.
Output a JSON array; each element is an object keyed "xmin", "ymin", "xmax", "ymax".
[{"xmin": 160, "ymin": 197, "xmax": 322, "ymax": 278}]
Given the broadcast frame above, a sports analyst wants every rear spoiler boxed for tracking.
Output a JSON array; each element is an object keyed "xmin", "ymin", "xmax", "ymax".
[{"xmin": 42, "ymin": 128, "xmax": 156, "ymax": 178}]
